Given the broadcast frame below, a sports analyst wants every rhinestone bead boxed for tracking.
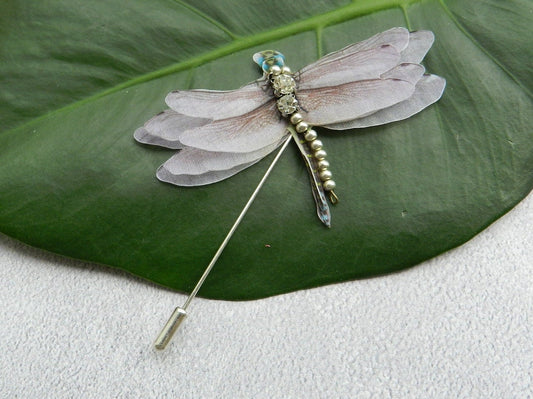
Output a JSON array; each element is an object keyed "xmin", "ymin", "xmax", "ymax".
[
  {"xmin": 276, "ymin": 95, "xmax": 298, "ymax": 115},
  {"xmin": 272, "ymin": 73, "xmax": 296, "ymax": 95}
]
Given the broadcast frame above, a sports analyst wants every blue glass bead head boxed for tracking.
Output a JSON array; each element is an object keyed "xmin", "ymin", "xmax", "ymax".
[{"xmin": 253, "ymin": 50, "xmax": 286, "ymax": 74}]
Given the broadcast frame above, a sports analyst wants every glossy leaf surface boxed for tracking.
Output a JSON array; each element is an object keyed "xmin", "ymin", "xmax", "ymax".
[{"xmin": 1, "ymin": 0, "xmax": 531, "ymax": 299}]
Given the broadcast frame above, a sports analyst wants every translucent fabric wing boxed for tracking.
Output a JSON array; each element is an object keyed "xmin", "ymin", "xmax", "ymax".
[
  {"xmin": 157, "ymin": 137, "xmax": 287, "ymax": 186},
  {"xmin": 177, "ymin": 102, "xmax": 287, "ymax": 153},
  {"xmin": 165, "ymin": 82, "xmax": 271, "ymax": 120},
  {"xmin": 299, "ymin": 78, "xmax": 416, "ymax": 125},
  {"xmin": 325, "ymin": 74, "xmax": 446, "ymax": 129}
]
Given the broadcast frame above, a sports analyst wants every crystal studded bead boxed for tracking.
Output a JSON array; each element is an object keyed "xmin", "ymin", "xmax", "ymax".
[
  {"xmin": 276, "ymin": 95, "xmax": 298, "ymax": 115},
  {"xmin": 272, "ymin": 73, "xmax": 296, "ymax": 95}
]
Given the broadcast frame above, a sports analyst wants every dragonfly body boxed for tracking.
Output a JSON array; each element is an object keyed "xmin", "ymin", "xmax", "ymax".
[{"xmin": 135, "ymin": 27, "xmax": 446, "ymax": 226}]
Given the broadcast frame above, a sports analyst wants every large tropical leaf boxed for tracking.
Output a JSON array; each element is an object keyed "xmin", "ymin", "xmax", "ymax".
[{"xmin": 1, "ymin": 0, "xmax": 531, "ymax": 300}]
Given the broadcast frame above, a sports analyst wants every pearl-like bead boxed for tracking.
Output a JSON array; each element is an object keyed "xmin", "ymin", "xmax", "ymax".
[
  {"xmin": 296, "ymin": 121, "xmax": 309, "ymax": 133},
  {"xmin": 309, "ymin": 140, "xmax": 323, "ymax": 151},
  {"xmin": 281, "ymin": 66, "xmax": 291, "ymax": 74},
  {"xmin": 290, "ymin": 113, "xmax": 303, "ymax": 125},
  {"xmin": 304, "ymin": 129, "xmax": 317, "ymax": 141},
  {"xmin": 270, "ymin": 65, "xmax": 281, "ymax": 75},
  {"xmin": 317, "ymin": 160, "xmax": 330, "ymax": 170},
  {"xmin": 323, "ymin": 179, "xmax": 336, "ymax": 191},
  {"xmin": 319, "ymin": 170, "xmax": 333, "ymax": 181},
  {"xmin": 314, "ymin": 149, "xmax": 327, "ymax": 160}
]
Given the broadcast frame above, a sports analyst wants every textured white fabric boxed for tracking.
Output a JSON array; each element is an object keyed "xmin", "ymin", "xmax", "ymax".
[{"xmin": 1, "ymin": 193, "xmax": 531, "ymax": 398}]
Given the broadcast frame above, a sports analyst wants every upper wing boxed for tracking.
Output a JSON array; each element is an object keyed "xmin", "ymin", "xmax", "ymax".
[
  {"xmin": 297, "ymin": 45, "xmax": 401, "ymax": 90},
  {"xmin": 298, "ymin": 27, "xmax": 409, "ymax": 78},
  {"xmin": 295, "ymin": 27, "xmax": 442, "ymax": 128},
  {"xmin": 400, "ymin": 30, "xmax": 435, "ymax": 63},
  {"xmin": 297, "ymin": 27, "xmax": 435, "ymax": 90},
  {"xmin": 165, "ymin": 81, "xmax": 272, "ymax": 120}
]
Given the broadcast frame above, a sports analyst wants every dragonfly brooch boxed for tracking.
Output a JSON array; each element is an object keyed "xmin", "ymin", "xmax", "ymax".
[{"xmin": 134, "ymin": 27, "xmax": 445, "ymax": 348}]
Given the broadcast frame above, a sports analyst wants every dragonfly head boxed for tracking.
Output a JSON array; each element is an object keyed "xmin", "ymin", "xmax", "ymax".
[{"xmin": 253, "ymin": 50, "xmax": 286, "ymax": 74}]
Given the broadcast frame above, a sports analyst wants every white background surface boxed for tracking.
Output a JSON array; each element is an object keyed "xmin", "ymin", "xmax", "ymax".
[{"xmin": 1, "ymin": 192, "xmax": 532, "ymax": 398}]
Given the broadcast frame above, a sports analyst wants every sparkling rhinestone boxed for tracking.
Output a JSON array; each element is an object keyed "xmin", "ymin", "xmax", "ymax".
[
  {"xmin": 276, "ymin": 95, "xmax": 298, "ymax": 115},
  {"xmin": 272, "ymin": 73, "xmax": 296, "ymax": 95}
]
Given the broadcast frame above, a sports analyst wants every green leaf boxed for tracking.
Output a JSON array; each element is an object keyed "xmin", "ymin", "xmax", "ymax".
[{"xmin": 1, "ymin": 0, "xmax": 531, "ymax": 300}]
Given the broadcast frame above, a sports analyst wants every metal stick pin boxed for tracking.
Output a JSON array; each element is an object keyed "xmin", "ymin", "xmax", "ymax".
[{"xmin": 154, "ymin": 135, "xmax": 293, "ymax": 349}]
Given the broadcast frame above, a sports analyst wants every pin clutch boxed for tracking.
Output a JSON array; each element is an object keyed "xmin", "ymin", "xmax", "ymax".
[{"xmin": 134, "ymin": 27, "xmax": 445, "ymax": 348}]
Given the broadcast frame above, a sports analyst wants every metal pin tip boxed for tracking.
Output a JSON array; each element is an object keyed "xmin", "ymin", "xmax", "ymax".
[{"xmin": 154, "ymin": 307, "xmax": 187, "ymax": 350}]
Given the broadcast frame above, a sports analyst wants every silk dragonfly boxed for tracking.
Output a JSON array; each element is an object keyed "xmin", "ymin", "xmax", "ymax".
[{"xmin": 135, "ymin": 27, "xmax": 446, "ymax": 348}]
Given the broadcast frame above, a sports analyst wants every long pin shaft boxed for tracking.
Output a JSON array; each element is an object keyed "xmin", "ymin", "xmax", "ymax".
[{"xmin": 154, "ymin": 135, "xmax": 293, "ymax": 349}]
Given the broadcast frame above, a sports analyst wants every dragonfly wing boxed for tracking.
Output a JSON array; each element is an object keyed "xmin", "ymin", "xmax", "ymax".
[
  {"xmin": 297, "ymin": 45, "xmax": 401, "ymax": 90},
  {"xmin": 298, "ymin": 27, "xmax": 409, "ymax": 76},
  {"xmin": 324, "ymin": 74, "xmax": 446, "ymax": 129},
  {"xmin": 178, "ymin": 101, "xmax": 288, "ymax": 153},
  {"xmin": 381, "ymin": 63, "xmax": 425, "ymax": 84},
  {"xmin": 400, "ymin": 30, "xmax": 435, "ymax": 63},
  {"xmin": 134, "ymin": 84, "xmax": 278, "ymax": 152},
  {"xmin": 165, "ymin": 81, "xmax": 272, "ymax": 120},
  {"xmin": 297, "ymin": 28, "xmax": 436, "ymax": 89},
  {"xmin": 134, "ymin": 109, "xmax": 210, "ymax": 149},
  {"xmin": 156, "ymin": 137, "xmax": 287, "ymax": 186},
  {"xmin": 298, "ymin": 78, "xmax": 416, "ymax": 126}
]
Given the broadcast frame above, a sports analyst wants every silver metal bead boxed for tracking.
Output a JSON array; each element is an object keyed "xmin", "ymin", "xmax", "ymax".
[
  {"xmin": 309, "ymin": 140, "xmax": 323, "ymax": 151},
  {"xmin": 270, "ymin": 65, "xmax": 281, "ymax": 75},
  {"xmin": 304, "ymin": 129, "xmax": 317, "ymax": 141},
  {"xmin": 314, "ymin": 149, "xmax": 327, "ymax": 160},
  {"xmin": 323, "ymin": 179, "xmax": 336, "ymax": 191},
  {"xmin": 319, "ymin": 170, "xmax": 333, "ymax": 181},
  {"xmin": 295, "ymin": 121, "xmax": 309, "ymax": 133},
  {"xmin": 290, "ymin": 113, "xmax": 303, "ymax": 125},
  {"xmin": 281, "ymin": 66, "xmax": 291, "ymax": 74},
  {"xmin": 317, "ymin": 160, "xmax": 330, "ymax": 170}
]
